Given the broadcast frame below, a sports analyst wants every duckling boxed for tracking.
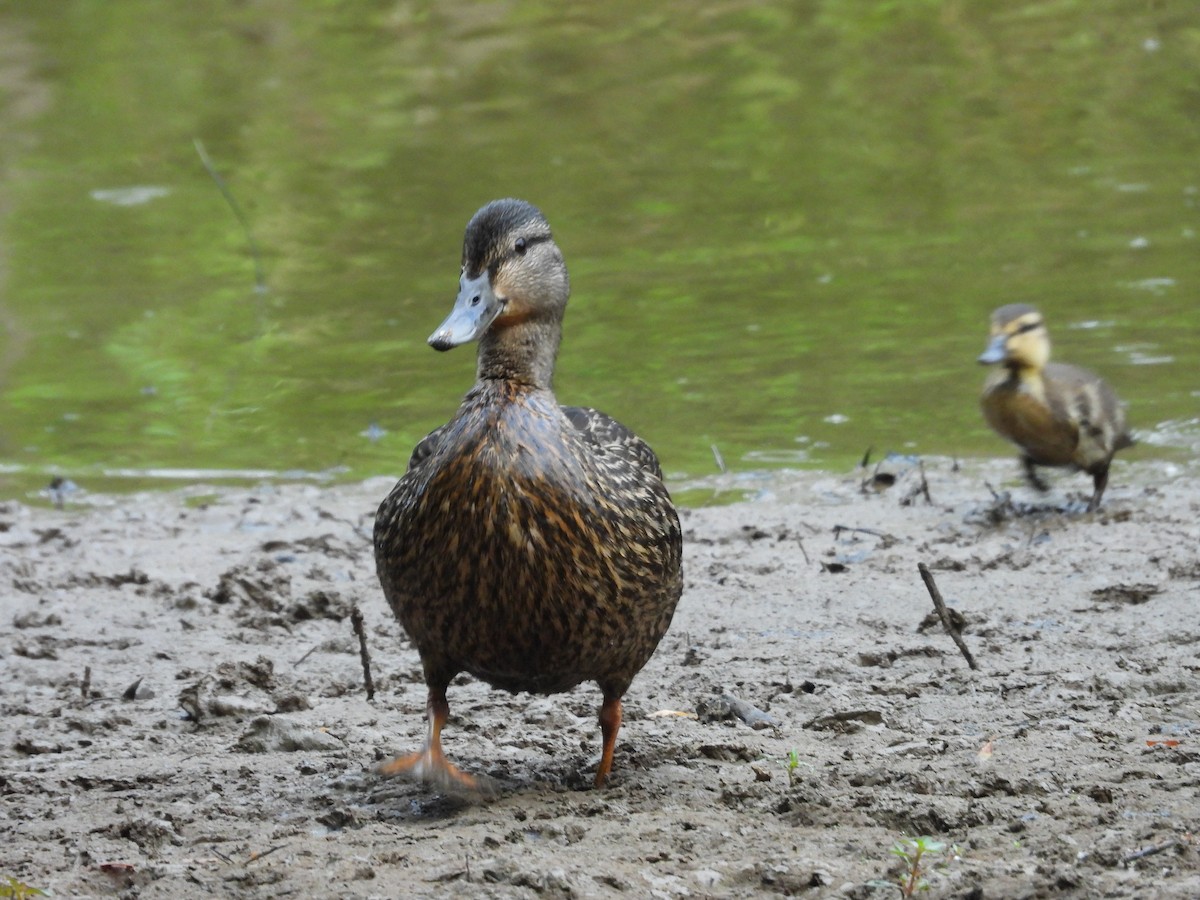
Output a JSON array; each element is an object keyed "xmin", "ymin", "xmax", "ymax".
[
  {"xmin": 374, "ymin": 199, "xmax": 683, "ymax": 789},
  {"xmin": 978, "ymin": 304, "xmax": 1133, "ymax": 511}
]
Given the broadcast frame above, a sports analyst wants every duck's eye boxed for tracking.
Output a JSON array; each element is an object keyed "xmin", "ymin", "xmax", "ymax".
[{"xmin": 514, "ymin": 237, "xmax": 527, "ymax": 255}]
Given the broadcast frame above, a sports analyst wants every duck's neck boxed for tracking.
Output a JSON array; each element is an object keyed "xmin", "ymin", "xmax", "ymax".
[
  {"xmin": 1006, "ymin": 361, "xmax": 1042, "ymax": 382},
  {"xmin": 1005, "ymin": 362, "xmax": 1047, "ymax": 401},
  {"xmin": 476, "ymin": 318, "xmax": 561, "ymax": 391}
]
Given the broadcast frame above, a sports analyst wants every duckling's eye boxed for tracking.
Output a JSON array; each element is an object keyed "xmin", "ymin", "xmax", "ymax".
[
  {"xmin": 514, "ymin": 237, "xmax": 527, "ymax": 256},
  {"xmin": 1015, "ymin": 320, "xmax": 1042, "ymax": 335}
]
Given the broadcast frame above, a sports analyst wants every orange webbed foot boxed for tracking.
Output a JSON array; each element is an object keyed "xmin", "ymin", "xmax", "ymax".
[
  {"xmin": 375, "ymin": 746, "xmax": 481, "ymax": 792},
  {"xmin": 376, "ymin": 690, "xmax": 486, "ymax": 792}
]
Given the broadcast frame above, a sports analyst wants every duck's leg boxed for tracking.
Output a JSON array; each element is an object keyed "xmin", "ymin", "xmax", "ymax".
[
  {"xmin": 1021, "ymin": 456, "xmax": 1050, "ymax": 492},
  {"xmin": 377, "ymin": 688, "xmax": 479, "ymax": 790},
  {"xmin": 594, "ymin": 693, "xmax": 623, "ymax": 788},
  {"xmin": 1088, "ymin": 465, "xmax": 1109, "ymax": 513}
]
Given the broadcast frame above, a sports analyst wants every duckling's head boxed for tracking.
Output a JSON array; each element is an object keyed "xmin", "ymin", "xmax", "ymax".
[
  {"xmin": 428, "ymin": 199, "xmax": 569, "ymax": 354},
  {"xmin": 978, "ymin": 304, "xmax": 1051, "ymax": 371}
]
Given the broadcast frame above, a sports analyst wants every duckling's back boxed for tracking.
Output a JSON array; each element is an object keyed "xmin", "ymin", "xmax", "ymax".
[
  {"xmin": 375, "ymin": 381, "xmax": 683, "ymax": 697},
  {"xmin": 1051, "ymin": 361, "xmax": 1132, "ymax": 467}
]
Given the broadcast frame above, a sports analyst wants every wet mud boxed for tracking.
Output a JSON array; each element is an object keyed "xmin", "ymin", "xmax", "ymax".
[{"xmin": 2, "ymin": 458, "xmax": 1198, "ymax": 897}]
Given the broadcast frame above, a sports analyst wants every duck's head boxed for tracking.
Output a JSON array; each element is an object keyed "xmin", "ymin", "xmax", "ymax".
[
  {"xmin": 978, "ymin": 304, "xmax": 1050, "ymax": 371},
  {"xmin": 428, "ymin": 199, "xmax": 569, "ymax": 353}
]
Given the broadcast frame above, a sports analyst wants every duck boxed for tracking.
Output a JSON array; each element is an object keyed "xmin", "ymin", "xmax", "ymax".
[
  {"xmin": 374, "ymin": 199, "xmax": 684, "ymax": 789},
  {"xmin": 978, "ymin": 303, "xmax": 1133, "ymax": 511}
]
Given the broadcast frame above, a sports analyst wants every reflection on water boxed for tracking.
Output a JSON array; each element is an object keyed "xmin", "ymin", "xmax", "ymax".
[{"xmin": 0, "ymin": 1, "xmax": 1197, "ymax": 502}]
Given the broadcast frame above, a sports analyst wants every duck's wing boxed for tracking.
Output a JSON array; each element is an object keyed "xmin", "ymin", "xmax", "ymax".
[
  {"xmin": 561, "ymin": 406, "xmax": 665, "ymax": 480},
  {"xmin": 1045, "ymin": 362, "xmax": 1132, "ymax": 461},
  {"xmin": 407, "ymin": 424, "xmax": 450, "ymax": 472}
]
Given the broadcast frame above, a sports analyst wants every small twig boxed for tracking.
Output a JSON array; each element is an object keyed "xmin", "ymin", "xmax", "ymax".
[
  {"xmin": 247, "ymin": 843, "xmax": 288, "ymax": 863},
  {"xmin": 984, "ymin": 481, "xmax": 1011, "ymax": 503},
  {"xmin": 918, "ymin": 459, "xmax": 933, "ymax": 504},
  {"xmin": 917, "ymin": 563, "xmax": 978, "ymax": 670},
  {"xmin": 898, "ymin": 459, "xmax": 934, "ymax": 506},
  {"xmin": 833, "ymin": 525, "xmax": 890, "ymax": 540},
  {"xmin": 796, "ymin": 536, "xmax": 811, "ymax": 566},
  {"xmin": 859, "ymin": 446, "xmax": 873, "ymax": 469},
  {"xmin": 1120, "ymin": 838, "xmax": 1179, "ymax": 866},
  {"xmin": 194, "ymin": 138, "xmax": 267, "ymax": 294},
  {"xmin": 351, "ymin": 606, "xmax": 376, "ymax": 700},
  {"xmin": 81, "ymin": 665, "xmax": 91, "ymax": 701},
  {"xmin": 292, "ymin": 644, "xmax": 319, "ymax": 667},
  {"xmin": 710, "ymin": 444, "xmax": 727, "ymax": 474},
  {"xmin": 212, "ymin": 847, "xmax": 234, "ymax": 864}
]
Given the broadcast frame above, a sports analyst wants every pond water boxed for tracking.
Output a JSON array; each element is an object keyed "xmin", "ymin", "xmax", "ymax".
[{"xmin": 1, "ymin": 2, "xmax": 1197, "ymax": 504}]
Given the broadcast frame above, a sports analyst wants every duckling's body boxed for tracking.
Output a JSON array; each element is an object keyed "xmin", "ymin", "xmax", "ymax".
[
  {"xmin": 979, "ymin": 304, "xmax": 1132, "ymax": 511},
  {"xmin": 374, "ymin": 199, "xmax": 682, "ymax": 788}
]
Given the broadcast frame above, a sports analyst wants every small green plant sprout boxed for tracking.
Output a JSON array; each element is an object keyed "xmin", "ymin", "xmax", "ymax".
[
  {"xmin": 0, "ymin": 876, "xmax": 47, "ymax": 900},
  {"xmin": 782, "ymin": 748, "xmax": 812, "ymax": 784},
  {"xmin": 890, "ymin": 836, "xmax": 958, "ymax": 897}
]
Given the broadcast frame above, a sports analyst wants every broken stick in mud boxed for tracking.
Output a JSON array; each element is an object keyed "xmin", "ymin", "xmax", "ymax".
[
  {"xmin": 917, "ymin": 562, "xmax": 979, "ymax": 671},
  {"xmin": 350, "ymin": 605, "xmax": 376, "ymax": 700}
]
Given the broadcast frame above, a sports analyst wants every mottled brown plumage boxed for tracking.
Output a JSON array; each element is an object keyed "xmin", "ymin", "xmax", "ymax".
[
  {"xmin": 978, "ymin": 304, "xmax": 1133, "ymax": 511},
  {"xmin": 374, "ymin": 199, "xmax": 683, "ymax": 788}
]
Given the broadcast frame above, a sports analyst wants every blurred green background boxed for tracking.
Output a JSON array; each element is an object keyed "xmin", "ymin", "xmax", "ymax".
[{"xmin": 0, "ymin": 1, "xmax": 1196, "ymax": 503}]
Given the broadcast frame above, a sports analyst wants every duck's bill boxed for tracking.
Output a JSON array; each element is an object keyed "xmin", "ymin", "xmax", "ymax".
[
  {"xmin": 428, "ymin": 272, "xmax": 505, "ymax": 351},
  {"xmin": 977, "ymin": 334, "xmax": 1007, "ymax": 365}
]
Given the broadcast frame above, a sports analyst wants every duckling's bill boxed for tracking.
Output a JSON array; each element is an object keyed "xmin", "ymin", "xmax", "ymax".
[
  {"xmin": 428, "ymin": 271, "xmax": 505, "ymax": 351},
  {"xmin": 978, "ymin": 334, "xmax": 1008, "ymax": 365}
]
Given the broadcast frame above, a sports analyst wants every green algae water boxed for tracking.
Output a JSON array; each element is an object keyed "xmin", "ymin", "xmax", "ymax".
[{"xmin": 0, "ymin": 2, "xmax": 1197, "ymax": 503}]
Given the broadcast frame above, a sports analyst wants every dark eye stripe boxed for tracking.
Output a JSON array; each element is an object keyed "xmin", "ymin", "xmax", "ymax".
[
  {"xmin": 1015, "ymin": 320, "xmax": 1042, "ymax": 335},
  {"xmin": 513, "ymin": 233, "xmax": 551, "ymax": 256},
  {"xmin": 482, "ymin": 234, "xmax": 553, "ymax": 277}
]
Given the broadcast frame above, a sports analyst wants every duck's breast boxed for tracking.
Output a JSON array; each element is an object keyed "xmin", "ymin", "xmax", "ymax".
[
  {"xmin": 981, "ymin": 371, "xmax": 1079, "ymax": 466},
  {"xmin": 376, "ymin": 386, "xmax": 681, "ymax": 694}
]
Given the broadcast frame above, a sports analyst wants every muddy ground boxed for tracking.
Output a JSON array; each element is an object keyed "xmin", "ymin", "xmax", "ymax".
[{"xmin": 2, "ymin": 456, "xmax": 1198, "ymax": 898}]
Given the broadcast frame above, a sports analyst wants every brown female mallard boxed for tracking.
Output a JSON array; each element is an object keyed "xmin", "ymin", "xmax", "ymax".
[
  {"xmin": 978, "ymin": 304, "xmax": 1133, "ymax": 511},
  {"xmin": 374, "ymin": 199, "xmax": 683, "ymax": 789}
]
